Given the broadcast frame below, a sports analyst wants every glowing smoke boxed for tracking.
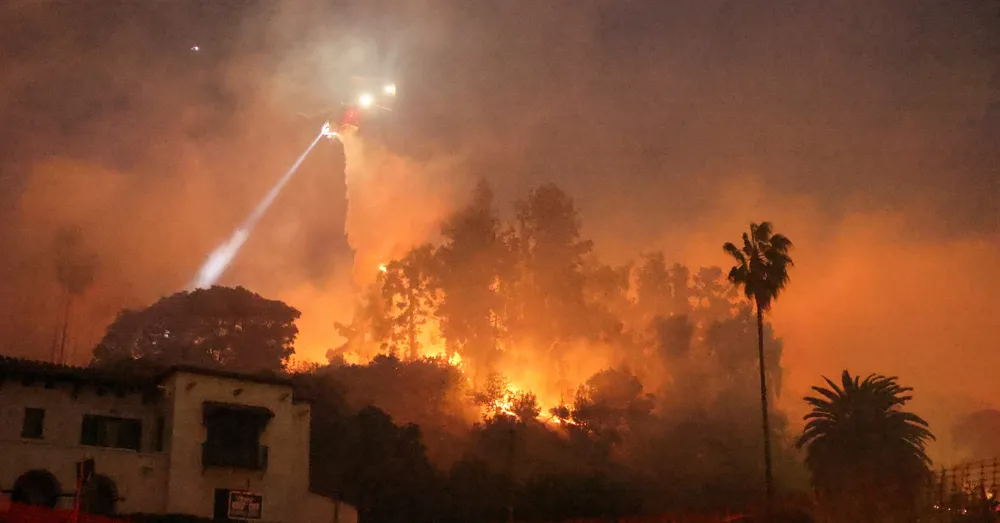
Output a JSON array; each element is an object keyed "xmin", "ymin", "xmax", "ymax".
[
  {"xmin": 339, "ymin": 130, "xmax": 467, "ymax": 289},
  {"xmin": 189, "ymin": 125, "xmax": 333, "ymax": 289}
]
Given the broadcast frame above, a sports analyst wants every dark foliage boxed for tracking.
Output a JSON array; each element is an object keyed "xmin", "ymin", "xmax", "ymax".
[
  {"xmin": 797, "ymin": 371, "xmax": 935, "ymax": 523},
  {"xmin": 91, "ymin": 286, "xmax": 298, "ymax": 373},
  {"xmin": 299, "ymin": 367, "xmax": 441, "ymax": 523}
]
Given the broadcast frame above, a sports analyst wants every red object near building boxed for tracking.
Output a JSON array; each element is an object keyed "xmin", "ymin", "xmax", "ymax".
[{"xmin": 0, "ymin": 503, "xmax": 128, "ymax": 523}]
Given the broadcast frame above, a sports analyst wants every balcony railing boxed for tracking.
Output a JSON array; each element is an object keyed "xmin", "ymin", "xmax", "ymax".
[{"xmin": 201, "ymin": 442, "xmax": 268, "ymax": 471}]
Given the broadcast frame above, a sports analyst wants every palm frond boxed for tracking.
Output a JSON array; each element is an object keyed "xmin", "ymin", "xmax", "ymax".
[
  {"xmin": 769, "ymin": 233, "xmax": 793, "ymax": 253},
  {"xmin": 822, "ymin": 375, "xmax": 845, "ymax": 398},
  {"xmin": 799, "ymin": 369, "xmax": 936, "ymax": 494},
  {"xmin": 722, "ymin": 242, "xmax": 745, "ymax": 264},
  {"xmin": 741, "ymin": 232, "xmax": 753, "ymax": 256},
  {"xmin": 753, "ymin": 222, "xmax": 772, "ymax": 241},
  {"xmin": 723, "ymin": 221, "xmax": 794, "ymax": 312},
  {"xmin": 804, "ymin": 396, "xmax": 835, "ymax": 412},
  {"xmin": 807, "ymin": 388, "xmax": 840, "ymax": 407},
  {"xmin": 841, "ymin": 370, "xmax": 856, "ymax": 392}
]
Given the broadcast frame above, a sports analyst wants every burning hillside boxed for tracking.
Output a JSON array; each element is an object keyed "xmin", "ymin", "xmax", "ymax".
[{"xmin": 313, "ymin": 179, "xmax": 779, "ymax": 437}]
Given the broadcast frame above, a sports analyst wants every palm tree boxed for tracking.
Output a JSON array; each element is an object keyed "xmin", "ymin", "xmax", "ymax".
[
  {"xmin": 53, "ymin": 226, "xmax": 98, "ymax": 364},
  {"xmin": 797, "ymin": 371, "xmax": 934, "ymax": 523},
  {"xmin": 723, "ymin": 221, "xmax": 793, "ymax": 516}
]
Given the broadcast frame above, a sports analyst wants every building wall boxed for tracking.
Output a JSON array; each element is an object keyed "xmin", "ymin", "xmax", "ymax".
[
  {"xmin": 0, "ymin": 381, "xmax": 169, "ymax": 514},
  {"xmin": 162, "ymin": 372, "xmax": 317, "ymax": 522},
  {"xmin": 0, "ymin": 369, "xmax": 341, "ymax": 523}
]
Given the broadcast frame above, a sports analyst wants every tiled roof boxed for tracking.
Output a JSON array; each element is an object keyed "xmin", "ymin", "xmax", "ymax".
[
  {"xmin": 0, "ymin": 356, "xmax": 151, "ymax": 389},
  {"xmin": 0, "ymin": 356, "xmax": 308, "ymax": 402}
]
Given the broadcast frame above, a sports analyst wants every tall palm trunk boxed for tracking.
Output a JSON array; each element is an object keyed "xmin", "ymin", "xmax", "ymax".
[{"xmin": 756, "ymin": 304, "xmax": 774, "ymax": 520}]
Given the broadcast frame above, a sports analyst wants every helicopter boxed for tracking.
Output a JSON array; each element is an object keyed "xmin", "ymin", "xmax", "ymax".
[{"xmin": 324, "ymin": 76, "xmax": 397, "ymax": 137}]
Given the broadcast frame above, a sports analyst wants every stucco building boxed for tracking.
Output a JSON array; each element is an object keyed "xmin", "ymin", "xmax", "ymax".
[{"xmin": 0, "ymin": 357, "xmax": 355, "ymax": 523}]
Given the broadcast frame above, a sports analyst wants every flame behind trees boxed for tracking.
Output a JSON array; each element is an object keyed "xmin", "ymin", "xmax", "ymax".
[
  {"xmin": 336, "ymin": 183, "xmax": 787, "ymax": 428},
  {"xmin": 571, "ymin": 368, "xmax": 655, "ymax": 447},
  {"xmin": 511, "ymin": 182, "xmax": 595, "ymax": 354},
  {"xmin": 80, "ymin": 179, "xmax": 796, "ymax": 514},
  {"xmin": 472, "ymin": 372, "xmax": 541, "ymax": 423},
  {"xmin": 377, "ymin": 245, "xmax": 439, "ymax": 360},
  {"xmin": 436, "ymin": 181, "xmax": 509, "ymax": 381},
  {"xmin": 336, "ymin": 180, "xmax": 608, "ymax": 392},
  {"xmin": 316, "ymin": 182, "xmax": 793, "ymax": 506}
]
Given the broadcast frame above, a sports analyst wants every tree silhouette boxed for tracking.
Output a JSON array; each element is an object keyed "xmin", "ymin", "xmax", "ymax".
[
  {"xmin": 322, "ymin": 354, "xmax": 470, "ymax": 467},
  {"xmin": 571, "ymin": 368, "xmax": 654, "ymax": 448},
  {"xmin": 435, "ymin": 181, "xmax": 508, "ymax": 382},
  {"xmin": 330, "ymin": 283, "xmax": 392, "ymax": 362},
  {"xmin": 635, "ymin": 252, "xmax": 671, "ymax": 324},
  {"xmin": 52, "ymin": 226, "xmax": 98, "ymax": 363},
  {"xmin": 704, "ymin": 307, "xmax": 785, "ymax": 399},
  {"xmin": 723, "ymin": 221, "xmax": 793, "ymax": 517},
  {"xmin": 691, "ymin": 266, "xmax": 736, "ymax": 325},
  {"xmin": 309, "ymin": 400, "xmax": 440, "ymax": 523},
  {"xmin": 472, "ymin": 372, "xmax": 517, "ymax": 421},
  {"xmin": 584, "ymin": 262, "xmax": 635, "ymax": 362},
  {"xmin": 91, "ymin": 286, "xmax": 298, "ymax": 373},
  {"xmin": 379, "ymin": 245, "xmax": 438, "ymax": 360},
  {"xmin": 797, "ymin": 371, "xmax": 934, "ymax": 523},
  {"xmin": 513, "ymin": 183, "xmax": 594, "ymax": 347},
  {"xmin": 652, "ymin": 314, "xmax": 694, "ymax": 361}
]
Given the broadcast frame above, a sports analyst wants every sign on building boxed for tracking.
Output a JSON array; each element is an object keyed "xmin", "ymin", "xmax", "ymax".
[{"xmin": 227, "ymin": 491, "xmax": 263, "ymax": 520}]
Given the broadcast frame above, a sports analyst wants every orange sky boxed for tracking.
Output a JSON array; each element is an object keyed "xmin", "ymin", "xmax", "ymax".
[{"xmin": 647, "ymin": 177, "xmax": 1000, "ymax": 463}]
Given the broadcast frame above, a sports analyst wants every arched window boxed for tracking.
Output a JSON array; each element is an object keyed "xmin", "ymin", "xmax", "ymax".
[
  {"xmin": 11, "ymin": 469, "xmax": 61, "ymax": 508},
  {"xmin": 81, "ymin": 474, "xmax": 118, "ymax": 516}
]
